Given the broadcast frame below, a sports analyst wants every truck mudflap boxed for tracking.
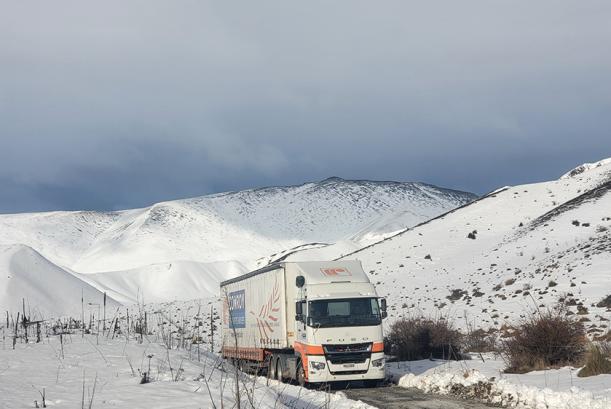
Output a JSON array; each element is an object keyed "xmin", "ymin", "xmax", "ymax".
[{"xmin": 293, "ymin": 341, "xmax": 385, "ymax": 383}]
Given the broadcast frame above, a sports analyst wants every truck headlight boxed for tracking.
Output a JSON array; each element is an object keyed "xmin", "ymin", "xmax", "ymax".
[
  {"xmin": 372, "ymin": 358, "xmax": 385, "ymax": 368},
  {"xmin": 310, "ymin": 362, "xmax": 326, "ymax": 370}
]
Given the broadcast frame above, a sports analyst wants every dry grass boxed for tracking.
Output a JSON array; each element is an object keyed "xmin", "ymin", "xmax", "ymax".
[
  {"xmin": 464, "ymin": 328, "xmax": 498, "ymax": 353},
  {"xmin": 503, "ymin": 309, "xmax": 586, "ymax": 373},
  {"xmin": 578, "ymin": 343, "xmax": 611, "ymax": 377}
]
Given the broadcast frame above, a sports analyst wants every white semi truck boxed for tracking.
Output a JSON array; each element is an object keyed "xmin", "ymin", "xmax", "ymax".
[{"xmin": 220, "ymin": 260, "xmax": 387, "ymax": 386}]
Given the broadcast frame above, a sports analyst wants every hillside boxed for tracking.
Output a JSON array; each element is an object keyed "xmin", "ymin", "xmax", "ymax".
[
  {"xmin": 0, "ymin": 178, "xmax": 474, "ymax": 310},
  {"xmin": 78, "ymin": 260, "xmax": 246, "ymax": 305},
  {"xmin": 0, "ymin": 244, "xmax": 121, "ymax": 317},
  {"xmin": 309, "ymin": 158, "xmax": 611, "ymax": 335}
]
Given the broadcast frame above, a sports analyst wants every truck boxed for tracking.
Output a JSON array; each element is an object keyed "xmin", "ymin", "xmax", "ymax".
[{"xmin": 220, "ymin": 260, "xmax": 387, "ymax": 386}]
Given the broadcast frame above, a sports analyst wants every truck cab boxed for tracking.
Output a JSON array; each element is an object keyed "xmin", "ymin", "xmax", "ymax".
[
  {"xmin": 220, "ymin": 260, "xmax": 387, "ymax": 386},
  {"xmin": 290, "ymin": 261, "xmax": 386, "ymax": 385}
]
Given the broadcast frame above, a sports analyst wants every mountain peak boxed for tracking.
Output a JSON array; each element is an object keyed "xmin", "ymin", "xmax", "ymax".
[
  {"xmin": 560, "ymin": 157, "xmax": 611, "ymax": 179},
  {"xmin": 319, "ymin": 176, "xmax": 345, "ymax": 183}
]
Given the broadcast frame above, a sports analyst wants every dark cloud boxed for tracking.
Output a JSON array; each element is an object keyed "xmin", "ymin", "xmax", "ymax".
[{"xmin": 1, "ymin": 1, "xmax": 610, "ymax": 212}]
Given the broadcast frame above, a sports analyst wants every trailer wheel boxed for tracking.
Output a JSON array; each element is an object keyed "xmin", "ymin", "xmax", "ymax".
[
  {"xmin": 266, "ymin": 356, "xmax": 275, "ymax": 385},
  {"xmin": 275, "ymin": 357, "xmax": 283, "ymax": 382}
]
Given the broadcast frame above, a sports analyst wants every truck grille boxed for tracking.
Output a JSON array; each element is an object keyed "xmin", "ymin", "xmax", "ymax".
[
  {"xmin": 329, "ymin": 369, "xmax": 368, "ymax": 375},
  {"xmin": 323, "ymin": 343, "xmax": 372, "ymax": 365}
]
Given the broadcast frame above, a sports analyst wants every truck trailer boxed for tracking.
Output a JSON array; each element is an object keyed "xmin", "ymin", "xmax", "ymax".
[{"xmin": 220, "ymin": 260, "xmax": 387, "ymax": 386}]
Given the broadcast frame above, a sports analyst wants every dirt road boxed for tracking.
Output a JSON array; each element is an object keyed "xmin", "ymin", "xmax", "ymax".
[{"xmin": 343, "ymin": 385, "xmax": 496, "ymax": 409}]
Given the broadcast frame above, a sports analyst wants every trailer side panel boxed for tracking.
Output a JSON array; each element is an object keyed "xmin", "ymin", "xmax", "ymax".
[{"xmin": 221, "ymin": 266, "xmax": 288, "ymax": 360}]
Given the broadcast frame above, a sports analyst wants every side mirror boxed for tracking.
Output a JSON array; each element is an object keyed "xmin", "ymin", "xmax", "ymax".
[
  {"xmin": 296, "ymin": 276, "xmax": 305, "ymax": 288},
  {"xmin": 380, "ymin": 298, "xmax": 387, "ymax": 319}
]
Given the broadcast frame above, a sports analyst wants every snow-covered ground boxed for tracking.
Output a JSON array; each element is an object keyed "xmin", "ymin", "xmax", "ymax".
[
  {"xmin": 388, "ymin": 354, "xmax": 611, "ymax": 409},
  {"xmin": 0, "ymin": 334, "xmax": 373, "ymax": 409},
  {"xmin": 1, "ymin": 159, "xmax": 610, "ymax": 408}
]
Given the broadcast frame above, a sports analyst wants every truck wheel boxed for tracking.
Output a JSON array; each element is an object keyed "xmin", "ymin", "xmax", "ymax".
[
  {"xmin": 266, "ymin": 356, "xmax": 275, "ymax": 385},
  {"xmin": 296, "ymin": 360, "xmax": 306, "ymax": 387},
  {"xmin": 275, "ymin": 357, "xmax": 283, "ymax": 382}
]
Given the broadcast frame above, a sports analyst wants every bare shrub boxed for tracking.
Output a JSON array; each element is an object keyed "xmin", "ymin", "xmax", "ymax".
[
  {"xmin": 464, "ymin": 328, "xmax": 498, "ymax": 353},
  {"xmin": 503, "ymin": 309, "xmax": 586, "ymax": 373},
  {"xmin": 386, "ymin": 316, "xmax": 463, "ymax": 361},
  {"xmin": 578, "ymin": 343, "xmax": 611, "ymax": 377}
]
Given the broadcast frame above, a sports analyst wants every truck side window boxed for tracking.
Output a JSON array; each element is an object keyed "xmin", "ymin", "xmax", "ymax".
[{"xmin": 296, "ymin": 301, "xmax": 306, "ymax": 323}]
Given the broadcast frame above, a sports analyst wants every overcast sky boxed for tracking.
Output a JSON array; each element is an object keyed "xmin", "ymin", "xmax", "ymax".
[{"xmin": 1, "ymin": 1, "xmax": 610, "ymax": 213}]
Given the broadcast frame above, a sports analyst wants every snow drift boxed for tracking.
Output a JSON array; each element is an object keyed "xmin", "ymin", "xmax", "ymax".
[{"xmin": 0, "ymin": 244, "xmax": 120, "ymax": 317}]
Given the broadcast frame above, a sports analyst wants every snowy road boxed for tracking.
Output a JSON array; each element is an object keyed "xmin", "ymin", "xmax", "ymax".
[{"xmin": 344, "ymin": 386, "xmax": 495, "ymax": 409}]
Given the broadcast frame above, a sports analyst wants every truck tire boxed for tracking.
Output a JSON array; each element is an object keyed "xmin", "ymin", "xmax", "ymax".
[
  {"xmin": 275, "ymin": 357, "xmax": 283, "ymax": 382},
  {"xmin": 296, "ymin": 360, "xmax": 306, "ymax": 387},
  {"xmin": 266, "ymin": 356, "xmax": 275, "ymax": 385}
]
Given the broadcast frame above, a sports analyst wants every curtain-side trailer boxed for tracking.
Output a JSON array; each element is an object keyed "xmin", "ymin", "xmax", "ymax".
[{"xmin": 220, "ymin": 260, "xmax": 387, "ymax": 386}]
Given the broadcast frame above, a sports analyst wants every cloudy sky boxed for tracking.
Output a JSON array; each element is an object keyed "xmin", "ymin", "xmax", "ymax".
[{"xmin": 1, "ymin": 1, "xmax": 610, "ymax": 213}]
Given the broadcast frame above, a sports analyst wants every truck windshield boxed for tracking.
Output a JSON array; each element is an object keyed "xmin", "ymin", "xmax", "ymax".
[{"xmin": 308, "ymin": 298, "xmax": 381, "ymax": 328}]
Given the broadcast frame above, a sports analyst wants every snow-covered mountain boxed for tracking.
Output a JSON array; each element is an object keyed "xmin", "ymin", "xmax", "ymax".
[
  {"xmin": 286, "ymin": 159, "xmax": 611, "ymax": 336},
  {"xmin": 0, "ymin": 178, "xmax": 475, "ymax": 315}
]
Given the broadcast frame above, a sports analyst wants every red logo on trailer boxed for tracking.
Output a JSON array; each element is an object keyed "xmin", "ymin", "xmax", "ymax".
[
  {"xmin": 320, "ymin": 267, "xmax": 351, "ymax": 277},
  {"xmin": 250, "ymin": 278, "xmax": 281, "ymax": 340}
]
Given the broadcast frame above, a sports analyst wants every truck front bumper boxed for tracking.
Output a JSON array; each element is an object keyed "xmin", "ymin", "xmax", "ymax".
[{"xmin": 305, "ymin": 352, "xmax": 385, "ymax": 383}]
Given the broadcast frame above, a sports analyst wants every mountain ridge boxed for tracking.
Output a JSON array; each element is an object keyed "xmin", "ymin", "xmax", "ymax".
[{"xmin": 0, "ymin": 177, "xmax": 475, "ymax": 314}]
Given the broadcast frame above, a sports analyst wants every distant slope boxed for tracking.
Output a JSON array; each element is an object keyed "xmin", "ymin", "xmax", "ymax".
[
  {"xmin": 70, "ymin": 178, "xmax": 475, "ymax": 273},
  {"xmin": 335, "ymin": 158, "xmax": 611, "ymax": 336},
  {"xmin": 0, "ymin": 244, "xmax": 120, "ymax": 318},
  {"xmin": 0, "ymin": 178, "xmax": 475, "ymax": 308},
  {"xmin": 0, "ymin": 211, "xmax": 121, "ymax": 269},
  {"xmin": 79, "ymin": 260, "xmax": 247, "ymax": 305}
]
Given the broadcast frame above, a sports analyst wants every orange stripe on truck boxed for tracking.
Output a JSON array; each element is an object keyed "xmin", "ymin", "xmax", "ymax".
[
  {"xmin": 294, "ymin": 341, "xmax": 324, "ymax": 355},
  {"xmin": 293, "ymin": 342, "xmax": 324, "ymax": 382}
]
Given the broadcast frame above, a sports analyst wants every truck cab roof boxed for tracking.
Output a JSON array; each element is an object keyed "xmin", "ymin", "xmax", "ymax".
[{"xmin": 220, "ymin": 260, "xmax": 370, "ymax": 287}]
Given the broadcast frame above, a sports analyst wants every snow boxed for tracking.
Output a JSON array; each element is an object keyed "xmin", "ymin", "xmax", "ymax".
[
  {"xmin": 323, "ymin": 158, "xmax": 611, "ymax": 332},
  {"xmin": 0, "ymin": 159, "xmax": 610, "ymax": 407},
  {"xmin": 0, "ymin": 335, "xmax": 374, "ymax": 409},
  {"xmin": 79, "ymin": 260, "xmax": 247, "ymax": 305},
  {"xmin": 0, "ymin": 244, "xmax": 121, "ymax": 318},
  {"xmin": 0, "ymin": 178, "xmax": 474, "ymax": 313},
  {"xmin": 388, "ymin": 355, "xmax": 611, "ymax": 408},
  {"xmin": 561, "ymin": 158, "xmax": 611, "ymax": 179}
]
